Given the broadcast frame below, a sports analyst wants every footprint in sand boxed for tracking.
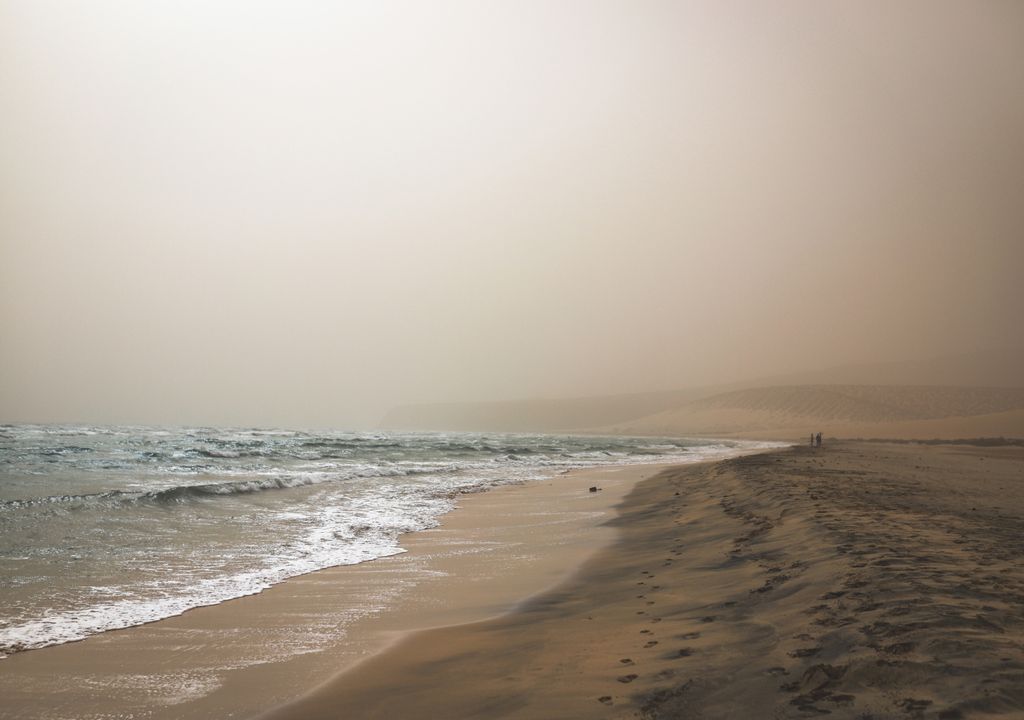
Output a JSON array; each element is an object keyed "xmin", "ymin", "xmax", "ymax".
[
  {"xmin": 644, "ymin": 641, "xmax": 659, "ymax": 648},
  {"xmin": 884, "ymin": 641, "xmax": 916, "ymax": 655},
  {"xmin": 788, "ymin": 647, "xmax": 822, "ymax": 658},
  {"xmin": 899, "ymin": 698, "xmax": 933, "ymax": 713},
  {"xmin": 617, "ymin": 674, "xmax": 639, "ymax": 683},
  {"xmin": 597, "ymin": 696, "xmax": 613, "ymax": 705}
]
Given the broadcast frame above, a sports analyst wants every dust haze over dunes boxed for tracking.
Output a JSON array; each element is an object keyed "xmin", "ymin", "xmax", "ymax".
[
  {"xmin": 602, "ymin": 385, "xmax": 1024, "ymax": 441},
  {"xmin": 4, "ymin": 4, "xmax": 1024, "ymax": 719},
  {"xmin": 684, "ymin": 386, "xmax": 1024, "ymax": 423},
  {"xmin": 381, "ymin": 350, "xmax": 1024, "ymax": 439},
  {"xmin": 2, "ymin": 1, "xmax": 1024, "ymax": 429}
]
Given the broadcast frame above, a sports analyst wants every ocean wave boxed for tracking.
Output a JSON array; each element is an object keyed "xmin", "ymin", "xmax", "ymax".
[
  {"xmin": 0, "ymin": 531, "xmax": 411, "ymax": 657},
  {"xmin": 0, "ymin": 464, "xmax": 461, "ymax": 512},
  {"xmin": 0, "ymin": 426, "xmax": 789, "ymax": 661}
]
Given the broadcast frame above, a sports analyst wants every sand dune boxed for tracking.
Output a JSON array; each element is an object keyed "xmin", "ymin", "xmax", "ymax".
[
  {"xmin": 601, "ymin": 385, "xmax": 1024, "ymax": 440},
  {"xmin": 379, "ymin": 388, "xmax": 708, "ymax": 433},
  {"xmin": 382, "ymin": 383, "xmax": 1024, "ymax": 441},
  {"xmin": 689, "ymin": 385, "xmax": 1024, "ymax": 420},
  {"xmin": 383, "ymin": 381, "xmax": 1024, "ymax": 441},
  {"xmin": 747, "ymin": 348, "xmax": 1024, "ymax": 389},
  {"xmin": 379, "ymin": 350, "xmax": 1024, "ymax": 435}
]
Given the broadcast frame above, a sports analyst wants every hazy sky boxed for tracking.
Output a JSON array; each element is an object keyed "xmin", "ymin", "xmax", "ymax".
[{"xmin": 2, "ymin": 1, "xmax": 1023, "ymax": 428}]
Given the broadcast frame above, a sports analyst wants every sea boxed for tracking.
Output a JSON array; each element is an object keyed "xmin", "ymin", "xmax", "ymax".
[{"xmin": 0, "ymin": 424, "xmax": 780, "ymax": 658}]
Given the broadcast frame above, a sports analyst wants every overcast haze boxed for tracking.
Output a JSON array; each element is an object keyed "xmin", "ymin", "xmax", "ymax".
[{"xmin": 2, "ymin": 1, "xmax": 1023, "ymax": 429}]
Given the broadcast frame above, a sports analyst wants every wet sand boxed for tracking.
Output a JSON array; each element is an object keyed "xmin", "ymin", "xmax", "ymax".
[
  {"xmin": 0, "ymin": 463, "xmax": 669, "ymax": 720},
  {"xmin": 264, "ymin": 441, "xmax": 1024, "ymax": 719}
]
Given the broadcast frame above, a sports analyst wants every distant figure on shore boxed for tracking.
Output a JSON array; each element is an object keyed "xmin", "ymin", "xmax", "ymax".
[
  {"xmin": 816, "ymin": 432, "xmax": 822, "ymax": 448},
  {"xmin": 810, "ymin": 433, "xmax": 815, "ymax": 447}
]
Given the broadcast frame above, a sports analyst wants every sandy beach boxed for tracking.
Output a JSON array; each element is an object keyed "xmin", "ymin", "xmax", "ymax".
[
  {"xmin": 5, "ymin": 2, "xmax": 1023, "ymax": 718},
  {"xmin": 0, "ymin": 461, "xmax": 675, "ymax": 720},
  {"xmin": 264, "ymin": 440, "xmax": 1024, "ymax": 719},
  {"xmin": 2, "ymin": 438, "xmax": 1021, "ymax": 720}
]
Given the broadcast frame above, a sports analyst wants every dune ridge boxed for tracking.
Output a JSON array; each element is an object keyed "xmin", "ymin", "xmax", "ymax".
[
  {"xmin": 685, "ymin": 385, "xmax": 1024, "ymax": 421},
  {"xmin": 383, "ymin": 383, "xmax": 1024, "ymax": 441},
  {"xmin": 603, "ymin": 385, "xmax": 1024, "ymax": 440},
  {"xmin": 378, "ymin": 388, "xmax": 707, "ymax": 433},
  {"xmin": 379, "ymin": 350, "xmax": 1024, "ymax": 436}
]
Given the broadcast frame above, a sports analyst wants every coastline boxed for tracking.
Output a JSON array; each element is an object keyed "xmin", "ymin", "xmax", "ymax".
[
  {"xmin": 262, "ymin": 440, "xmax": 1024, "ymax": 719},
  {"xmin": 5, "ymin": 438, "xmax": 1019, "ymax": 719},
  {"xmin": 0, "ymin": 459, "xmax": 683, "ymax": 720}
]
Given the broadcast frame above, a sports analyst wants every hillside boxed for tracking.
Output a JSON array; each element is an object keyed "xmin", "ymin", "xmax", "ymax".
[
  {"xmin": 753, "ymin": 347, "xmax": 1024, "ymax": 388},
  {"xmin": 598, "ymin": 385, "xmax": 1024, "ymax": 440},
  {"xmin": 379, "ymin": 388, "xmax": 709, "ymax": 433},
  {"xmin": 379, "ymin": 349, "xmax": 1024, "ymax": 436}
]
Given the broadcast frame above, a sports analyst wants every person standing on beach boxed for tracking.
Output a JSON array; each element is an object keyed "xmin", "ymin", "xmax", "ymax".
[
  {"xmin": 816, "ymin": 432, "xmax": 822, "ymax": 448},
  {"xmin": 811, "ymin": 433, "xmax": 815, "ymax": 447}
]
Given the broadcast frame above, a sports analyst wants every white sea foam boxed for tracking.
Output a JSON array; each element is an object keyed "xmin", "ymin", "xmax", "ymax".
[{"xmin": 0, "ymin": 427, "xmax": 786, "ymax": 656}]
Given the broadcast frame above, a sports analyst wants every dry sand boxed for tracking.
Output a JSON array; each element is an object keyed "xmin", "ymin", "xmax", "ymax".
[{"xmin": 264, "ymin": 441, "xmax": 1024, "ymax": 719}]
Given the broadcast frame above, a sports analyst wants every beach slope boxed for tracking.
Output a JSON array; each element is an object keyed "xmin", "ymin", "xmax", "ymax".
[{"xmin": 264, "ymin": 441, "xmax": 1024, "ymax": 719}]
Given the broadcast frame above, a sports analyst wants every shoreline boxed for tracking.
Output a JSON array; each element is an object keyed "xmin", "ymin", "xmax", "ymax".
[
  {"xmin": 0, "ymin": 457, "xmax": 700, "ymax": 720},
  {"xmin": 262, "ymin": 440, "xmax": 1024, "ymax": 719}
]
